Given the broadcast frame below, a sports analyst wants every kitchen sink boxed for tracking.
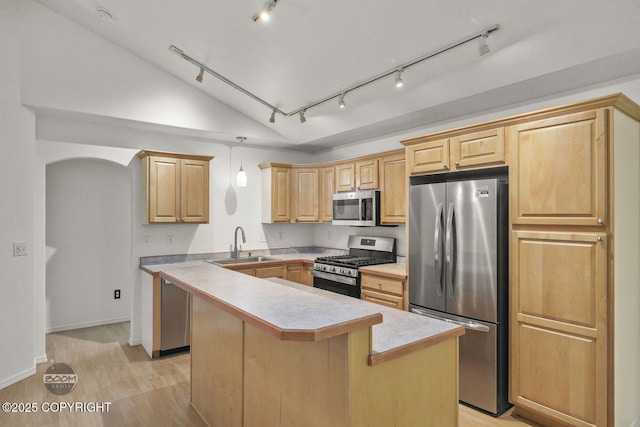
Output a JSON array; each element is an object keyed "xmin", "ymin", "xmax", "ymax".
[{"xmin": 207, "ymin": 256, "xmax": 281, "ymax": 266}]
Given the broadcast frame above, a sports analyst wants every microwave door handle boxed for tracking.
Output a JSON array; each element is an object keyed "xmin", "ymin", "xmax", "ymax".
[
  {"xmin": 445, "ymin": 203, "xmax": 455, "ymax": 299},
  {"xmin": 361, "ymin": 198, "xmax": 366, "ymax": 220},
  {"xmin": 434, "ymin": 203, "xmax": 444, "ymax": 296}
]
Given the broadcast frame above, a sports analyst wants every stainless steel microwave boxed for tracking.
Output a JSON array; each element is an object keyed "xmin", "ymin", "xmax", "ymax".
[{"xmin": 332, "ymin": 190, "xmax": 380, "ymax": 226}]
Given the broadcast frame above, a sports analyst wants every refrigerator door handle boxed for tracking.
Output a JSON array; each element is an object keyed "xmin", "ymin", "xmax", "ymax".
[
  {"xmin": 434, "ymin": 203, "xmax": 444, "ymax": 296},
  {"xmin": 445, "ymin": 202, "xmax": 455, "ymax": 299},
  {"xmin": 410, "ymin": 307, "xmax": 490, "ymax": 333}
]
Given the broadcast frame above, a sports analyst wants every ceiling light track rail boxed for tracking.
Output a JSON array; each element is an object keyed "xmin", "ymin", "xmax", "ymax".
[{"xmin": 168, "ymin": 24, "xmax": 499, "ymax": 122}]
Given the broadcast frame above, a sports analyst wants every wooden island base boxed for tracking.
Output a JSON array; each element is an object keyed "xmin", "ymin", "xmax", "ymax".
[{"xmin": 190, "ymin": 294, "xmax": 459, "ymax": 427}]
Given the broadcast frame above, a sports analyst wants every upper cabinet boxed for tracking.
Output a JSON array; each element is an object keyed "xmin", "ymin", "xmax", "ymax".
[
  {"xmin": 405, "ymin": 128, "xmax": 505, "ymax": 175},
  {"xmin": 260, "ymin": 164, "xmax": 291, "ymax": 223},
  {"xmin": 138, "ymin": 150, "xmax": 212, "ymax": 224},
  {"xmin": 508, "ymin": 110, "xmax": 607, "ymax": 226},
  {"xmin": 334, "ymin": 159, "xmax": 380, "ymax": 192},
  {"xmin": 321, "ymin": 167, "xmax": 335, "ymax": 222},
  {"xmin": 379, "ymin": 152, "xmax": 406, "ymax": 224},
  {"xmin": 291, "ymin": 167, "xmax": 320, "ymax": 223}
]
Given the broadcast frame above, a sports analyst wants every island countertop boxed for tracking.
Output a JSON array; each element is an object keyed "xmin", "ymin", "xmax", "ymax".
[{"xmin": 156, "ymin": 261, "xmax": 463, "ymax": 365}]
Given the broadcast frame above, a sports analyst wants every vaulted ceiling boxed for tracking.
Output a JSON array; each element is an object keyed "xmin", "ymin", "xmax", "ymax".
[{"xmin": 34, "ymin": 0, "xmax": 640, "ymax": 151}]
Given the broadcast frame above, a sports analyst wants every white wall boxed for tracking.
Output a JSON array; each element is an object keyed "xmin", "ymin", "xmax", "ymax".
[
  {"xmin": 45, "ymin": 159, "xmax": 131, "ymax": 332},
  {"xmin": 0, "ymin": 0, "xmax": 38, "ymax": 389}
]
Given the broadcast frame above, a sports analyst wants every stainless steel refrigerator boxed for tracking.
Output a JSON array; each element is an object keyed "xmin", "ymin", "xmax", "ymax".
[{"xmin": 408, "ymin": 167, "xmax": 510, "ymax": 416}]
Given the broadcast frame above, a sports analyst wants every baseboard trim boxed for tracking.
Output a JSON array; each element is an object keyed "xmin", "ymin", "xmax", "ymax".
[
  {"xmin": 34, "ymin": 354, "xmax": 48, "ymax": 364},
  {"xmin": 0, "ymin": 365, "xmax": 36, "ymax": 390},
  {"xmin": 129, "ymin": 337, "xmax": 142, "ymax": 346},
  {"xmin": 46, "ymin": 317, "xmax": 130, "ymax": 334}
]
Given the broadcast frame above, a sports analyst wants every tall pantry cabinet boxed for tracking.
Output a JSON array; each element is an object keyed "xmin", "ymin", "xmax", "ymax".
[{"xmin": 507, "ymin": 95, "xmax": 640, "ymax": 427}]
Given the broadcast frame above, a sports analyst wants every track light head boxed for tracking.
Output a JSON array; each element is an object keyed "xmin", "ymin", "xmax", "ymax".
[
  {"xmin": 299, "ymin": 110, "xmax": 307, "ymax": 123},
  {"xmin": 252, "ymin": 0, "xmax": 277, "ymax": 23},
  {"xmin": 394, "ymin": 69, "xmax": 404, "ymax": 88},
  {"xmin": 338, "ymin": 93, "xmax": 346, "ymax": 109},
  {"xmin": 269, "ymin": 109, "xmax": 276, "ymax": 123},
  {"xmin": 195, "ymin": 67, "xmax": 204, "ymax": 83},
  {"xmin": 478, "ymin": 33, "xmax": 490, "ymax": 56}
]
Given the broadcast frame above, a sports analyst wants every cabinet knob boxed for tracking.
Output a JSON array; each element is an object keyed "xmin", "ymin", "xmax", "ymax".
[
  {"xmin": 454, "ymin": 162, "xmax": 460, "ymax": 167},
  {"xmin": 378, "ymin": 283, "xmax": 382, "ymax": 288},
  {"xmin": 597, "ymin": 236, "xmax": 604, "ymax": 242},
  {"xmin": 597, "ymin": 218, "xmax": 604, "ymax": 225},
  {"xmin": 443, "ymin": 164, "xmax": 449, "ymax": 170}
]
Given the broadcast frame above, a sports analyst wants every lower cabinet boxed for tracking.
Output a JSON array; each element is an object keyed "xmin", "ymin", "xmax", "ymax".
[
  {"xmin": 510, "ymin": 231, "xmax": 608, "ymax": 427},
  {"xmin": 360, "ymin": 273, "xmax": 406, "ymax": 310},
  {"xmin": 229, "ymin": 261, "xmax": 314, "ymax": 286},
  {"xmin": 285, "ymin": 264, "xmax": 303, "ymax": 283},
  {"xmin": 255, "ymin": 265, "xmax": 286, "ymax": 279}
]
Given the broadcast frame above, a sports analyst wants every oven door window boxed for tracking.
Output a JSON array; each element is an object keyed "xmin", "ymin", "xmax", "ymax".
[{"xmin": 333, "ymin": 199, "xmax": 360, "ymax": 221}]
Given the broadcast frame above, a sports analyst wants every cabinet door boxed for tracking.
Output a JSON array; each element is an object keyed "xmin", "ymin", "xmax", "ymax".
[
  {"xmin": 180, "ymin": 158, "xmax": 209, "ymax": 223},
  {"xmin": 321, "ymin": 167, "xmax": 335, "ymax": 222},
  {"xmin": 379, "ymin": 153, "xmax": 406, "ymax": 224},
  {"xmin": 511, "ymin": 231, "xmax": 607, "ymax": 426},
  {"xmin": 291, "ymin": 168, "xmax": 320, "ymax": 223},
  {"xmin": 406, "ymin": 139, "xmax": 450, "ymax": 175},
  {"xmin": 450, "ymin": 128, "xmax": 505, "ymax": 170},
  {"xmin": 148, "ymin": 156, "xmax": 180, "ymax": 223},
  {"xmin": 271, "ymin": 167, "xmax": 291, "ymax": 223},
  {"xmin": 302, "ymin": 264, "xmax": 313, "ymax": 286},
  {"xmin": 355, "ymin": 159, "xmax": 379, "ymax": 190},
  {"xmin": 509, "ymin": 110, "xmax": 607, "ymax": 226},
  {"xmin": 335, "ymin": 163, "xmax": 355, "ymax": 192},
  {"xmin": 285, "ymin": 264, "xmax": 303, "ymax": 284}
]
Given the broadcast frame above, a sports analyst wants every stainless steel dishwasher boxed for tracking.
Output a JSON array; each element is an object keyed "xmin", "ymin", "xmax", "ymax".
[{"xmin": 161, "ymin": 278, "xmax": 191, "ymax": 355}]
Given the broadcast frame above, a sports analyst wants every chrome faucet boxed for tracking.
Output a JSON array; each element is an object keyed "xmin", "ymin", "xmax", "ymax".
[{"xmin": 232, "ymin": 226, "xmax": 246, "ymax": 258}]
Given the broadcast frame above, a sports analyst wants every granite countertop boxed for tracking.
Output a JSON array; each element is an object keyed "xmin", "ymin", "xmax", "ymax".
[{"xmin": 153, "ymin": 260, "xmax": 463, "ymax": 366}]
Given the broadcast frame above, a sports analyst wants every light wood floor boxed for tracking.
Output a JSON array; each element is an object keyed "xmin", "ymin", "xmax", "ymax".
[{"xmin": 0, "ymin": 322, "xmax": 540, "ymax": 427}]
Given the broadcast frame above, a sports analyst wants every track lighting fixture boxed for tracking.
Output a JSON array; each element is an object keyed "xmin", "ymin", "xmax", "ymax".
[
  {"xmin": 169, "ymin": 24, "xmax": 500, "ymax": 123},
  {"xmin": 195, "ymin": 67, "xmax": 204, "ymax": 83},
  {"xmin": 236, "ymin": 136, "xmax": 247, "ymax": 187},
  {"xmin": 394, "ymin": 69, "xmax": 404, "ymax": 88},
  {"xmin": 252, "ymin": 0, "xmax": 277, "ymax": 23},
  {"xmin": 338, "ymin": 93, "xmax": 346, "ymax": 109},
  {"xmin": 478, "ymin": 33, "xmax": 490, "ymax": 56}
]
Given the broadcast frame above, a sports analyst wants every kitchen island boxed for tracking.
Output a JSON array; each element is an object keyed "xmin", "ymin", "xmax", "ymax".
[{"xmin": 157, "ymin": 261, "xmax": 464, "ymax": 427}]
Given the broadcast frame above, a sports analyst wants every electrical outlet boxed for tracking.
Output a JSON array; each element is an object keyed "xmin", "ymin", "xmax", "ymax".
[
  {"xmin": 259, "ymin": 233, "xmax": 266, "ymax": 243},
  {"xmin": 278, "ymin": 231, "xmax": 284, "ymax": 240},
  {"xmin": 114, "ymin": 289, "xmax": 121, "ymax": 299},
  {"xmin": 143, "ymin": 236, "xmax": 151, "ymax": 246},
  {"xmin": 166, "ymin": 235, "xmax": 173, "ymax": 245},
  {"xmin": 327, "ymin": 230, "xmax": 332, "ymax": 240},
  {"xmin": 13, "ymin": 241, "xmax": 28, "ymax": 257}
]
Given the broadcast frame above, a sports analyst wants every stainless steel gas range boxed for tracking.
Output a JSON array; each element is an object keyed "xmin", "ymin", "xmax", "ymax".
[{"xmin": 312, "ymin": 235, "xmax": 396, "ymax": 298}]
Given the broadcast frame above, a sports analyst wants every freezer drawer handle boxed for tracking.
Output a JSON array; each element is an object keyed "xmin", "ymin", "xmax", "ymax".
[{"xmin": 411, "ymin": 307, "xmax": 490, "ymax": 333}]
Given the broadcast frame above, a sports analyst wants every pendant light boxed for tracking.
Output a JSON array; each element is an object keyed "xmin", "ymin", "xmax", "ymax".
[{"xmin": 236, "ymin": 136, "xmax": 247, "ymax": 187}]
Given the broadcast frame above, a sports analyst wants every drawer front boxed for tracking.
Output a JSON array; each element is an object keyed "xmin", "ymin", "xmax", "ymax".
[
  {"xmin": 361, "ymin": 274, "xmax": 404, "ymax": 295},
  {"xmin": 255, "ymin": 266, "xmax": 285, "ymax": 279},
  {"xmin": 361, "ymin": 289, "xmax": 404, "ymax": 309}
]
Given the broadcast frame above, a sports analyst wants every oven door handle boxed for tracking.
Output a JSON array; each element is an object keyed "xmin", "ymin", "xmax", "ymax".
[{"xmin": 312, "ymin": 270, "xmax": 358, "ymax": 286}]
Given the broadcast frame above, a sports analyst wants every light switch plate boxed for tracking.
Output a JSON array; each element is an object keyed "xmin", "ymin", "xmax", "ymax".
[{"xmin": 13, "ymin": 241, "xmax": 28, "ymax": 257}]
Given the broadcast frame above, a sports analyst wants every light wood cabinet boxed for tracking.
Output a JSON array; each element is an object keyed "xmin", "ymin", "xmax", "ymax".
[
  {"xmin": 379, "ymin": 152, "xmax": 406, "ymax": 224},
  {"xmin": 406, "ymin": 128, "xmax": 505, "ymax": 176},
  {"xmin": 511, "ymin": 231, "xmax": 607, "ymax": 426},
  {"xmin": 285, "ymin": 263, "xmax": 303, "ymax": 283},
  {"xmin": 302, "ymin": 264, "xmax": 313, "ymax": 286},
  {"xmin": 260, "ymin": 164, "xmax": 291, "ymax": 223},
  {"xmin": 321, "ymin": 167, "xmax": 335, "ymax": 222},
  {"xmin": 508, "ymin": 110, "xmax": 607, "ymax": 227},
  {"xmin": 361, "ymin": 273, "xmax": 406, "ymax": 310},
  {"xmin": 335, "ymin": 162, "xmax": 356, "ymax": 192},
  {"xmin": 138, "ymin": 150, "xmax": 212, "ymax": 224},
  {"xmin": 255, "ymin": 265, "xmax": 285, "ymax": 279},
  {"xmin": 355, "ymin": 158, "xmax": 379, "ymax": 190},
  {"xmin": 291, "ymin": 167, "xmax": 320, "ymax": 223},
  {"xmin": 334, "ymin": 159, "xmax": 379, "ymax": 192}
]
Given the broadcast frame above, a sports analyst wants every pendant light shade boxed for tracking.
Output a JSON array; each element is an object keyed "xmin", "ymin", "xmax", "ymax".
[{"xmin": 236, "ymin": 136, "xmax": 247, "ymax": 187}]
